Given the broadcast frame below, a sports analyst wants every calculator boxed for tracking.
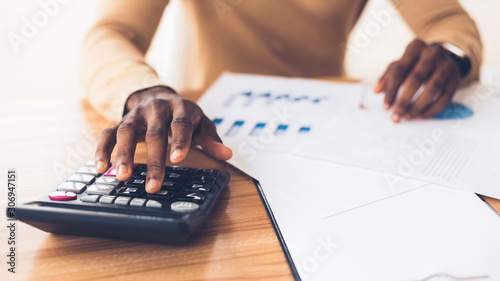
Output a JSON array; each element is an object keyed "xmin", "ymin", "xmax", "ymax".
[{"xmin": 9, "ymin": 161, "xmax": 230, "ymax": 244}]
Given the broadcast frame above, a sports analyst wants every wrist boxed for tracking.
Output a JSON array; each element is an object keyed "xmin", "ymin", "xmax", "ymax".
[
  {"xmin": 432, "ymin": 42, "xmax": 471, "ymax": 78},
  {"xmin": 125, "ymin": 86, "xmax": 177, "ymax": 113}
]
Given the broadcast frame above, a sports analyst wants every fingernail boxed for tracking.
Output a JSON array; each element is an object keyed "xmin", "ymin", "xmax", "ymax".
[
  {"xmin": 96, "ymin": 161, "xmax": 105, "ymax": 172},
  {"xmin": 392, "ymin": 113, "xmax": 400, "ymax": 123},
  {"xmin": 383, "ymin": 103, "xmax": 390, "ymax": 110},
  {"xmin": 118, "ymin": 165, "xmax": 128, "ymax": 175},
  {"xmin": 171, "ymin": 149, "xmax": 183, "ymax": 161},
  {"xmin": 147, "ymin": 179, "xmax": 158, "ymax": 192}
]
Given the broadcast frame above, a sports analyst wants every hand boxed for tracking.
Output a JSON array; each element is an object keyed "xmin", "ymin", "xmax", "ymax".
[
  {"xmin": 94, "ymin": 86, "xmax": 233, "ymax": 193},
  {"xmin": 374, "ymin": 39, "xmax": 461, "ymax": 122}
]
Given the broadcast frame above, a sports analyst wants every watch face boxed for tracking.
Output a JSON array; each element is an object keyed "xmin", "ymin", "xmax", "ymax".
[{"xmin": 442, "ymin": 42, "xmax": 466, "ymax": 59}]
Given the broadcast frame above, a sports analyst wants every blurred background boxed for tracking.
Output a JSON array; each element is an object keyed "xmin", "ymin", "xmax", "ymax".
[{"xmin": 0, "ymin": 0, "xmax": 499, "ymax": 104}]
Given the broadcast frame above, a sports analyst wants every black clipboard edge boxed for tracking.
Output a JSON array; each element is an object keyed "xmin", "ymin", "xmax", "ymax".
[{"xmin": 253, "ymin": 179, "xmax": 301, "ymax": 281}]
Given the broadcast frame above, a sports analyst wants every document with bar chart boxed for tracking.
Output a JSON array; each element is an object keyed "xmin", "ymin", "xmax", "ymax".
[
  {"xmin": 294, "ymin": 81, "xmax": 500, "ymax": 200},
  {"xmin": 197, "ymin": 73, "xmax": 427, "ymax": 218}
]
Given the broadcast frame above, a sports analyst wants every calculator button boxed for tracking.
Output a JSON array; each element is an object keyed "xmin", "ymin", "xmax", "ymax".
[
  {"xmin": 133, "ymin": 171, "xmax": 147, "ymax": 178},
  {"xmin": 162, "ymin": 181, "xmax": 180, "ymax": 190},
  {"xmin": 105, "ymin": 163, "xmax": 138, "ymax": 177},
  {"xmin": 77, "ymin": 166, "xmax": 99, "ymax": 176},
  {"xmin": 125, "ymin": 179, "xmax": 145, "ymax": 186},
  {"xmin": 116, "ymin": 186, "xmax": 144, "ymax": 197},
  {"xmin": 130, "ymin": 198, "xmax": 147, "ymax": 207},
  {"xmin": 99, "ymin": 195, "xmax": 115, "ymax": 204},
  {"xmin": 67, "ymin": 174, "xmax": 95, "ymax": 185},
  {"xmin": 87, "ymin": 184, "xmax": 116, "ymax": 195},
  {"xmin": 176, "ymin": 192, "xmax": 205, "ymax": 204},
  {"xmin": 114, "ymin": 196, "xmax": 132, "ymax": 206},
  {"xmin": 81, "ymin": 195, "xmax": 100, "ymax": 203},
  {"xmin": 191, "ymin": 175, "xmax": 215, "ymax": 183},
  {"xmin": 95, "ymin": 176, "xmax": 121, "ymax": 186},
  {"xmin": 145, "ymin": 200, "xmax": 162, "ymax": 208},
  {"xmin": 194, "ymin": 169, "xmax": 218, "ymax": 176},
  {"xmin": 171, "ymin": 201, "xmax": 199, "ymax": 213},
  {"xmin": 165, "ymin": 173, "xmax": 187, "ymax": 182},
  {"xmin": 104, "ymin": 165, "xmax": 117, "ymax": 177},
  {"xmin": 184, "ymin": 183, "xmax": 212, "ymax": 193},
  {"xmin": 49, "ymin": 191, "xmax": 77, "ymax": 201},
  {"xmin": 57, "ymin": 182, "xmax": 86, "ymax": 194},
  {"xmin": 168, "ymin": 166, "xmax": 190, "ymax": 173},
  {"xmin": 147, "ymin": 189, "xmax": 175, "ymax": 199},
  {"xmin": 84, "ymin": 160, "xmax": 96, "ymax": 167}
]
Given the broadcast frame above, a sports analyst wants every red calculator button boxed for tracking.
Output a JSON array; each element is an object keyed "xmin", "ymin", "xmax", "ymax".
[
  {"xmin": 49, "ymin": 191, "xmax": 77, "ymax": 201},
  {"xmin": 104, "ymin": 165, "xmax": 117, "ymax": 177},
  {"xmin": 104, "ymin": 163, "xmax": 137, "ymax": 177}
]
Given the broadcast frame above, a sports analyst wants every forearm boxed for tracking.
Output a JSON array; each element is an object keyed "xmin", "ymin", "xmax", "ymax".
[
  {"xmin": 80, "ymin": 0, "xmax": 169, "ymax": 122},
  {"xmin": 392, "ymin": 0, "xmax": 482, "ymax": 84}
]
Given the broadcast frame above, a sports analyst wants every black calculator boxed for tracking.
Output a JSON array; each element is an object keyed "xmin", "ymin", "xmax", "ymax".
[{"xmin": 9, "ymin": 161, "xmax": 230, "ymax": 244}]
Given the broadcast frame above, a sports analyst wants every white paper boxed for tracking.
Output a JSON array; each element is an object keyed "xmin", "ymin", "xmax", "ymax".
[
  {"xmin": 294, "ymin": 80, "xmax": 500, "ymax": 199},
  {"xmin": 264, "ymin": 183, "xmax": 500, "ymax": 281},
  {"xmin": 197, "ymin": 73, "xmax": 426, "ymax": 217}
]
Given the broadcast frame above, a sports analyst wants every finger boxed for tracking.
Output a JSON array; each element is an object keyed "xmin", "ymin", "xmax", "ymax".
[
  {"xmin": 391, "ymin": 45, "xmax": 440, "ymax": 122},
  {"xmin": 420, "ymin": 78, "xmax": 458, "ymax": 119},
  {"xmin": 406, "ymin": 63, "xmax": 451, "ymax": 118},
  {"xmin": 144, "ymin": 114, "xmax": 168, "ymax": 194},
  {"xmin": 170, "ymin": 100, "xmax": 197, "ymax": 164},
  {"xmin": 373, "ymin": 80, "xmax": 385, "ymax": 94},
  {"xmin": 95, "ymin": 126, "xmax": 117, "ymax": 173},
  {"xmin": 379, "ymin": 40, "xmax": 426, "ymax": 109},
  {"xmin": 115, "ymin": 119, "xmax": 139, "ymax": 181},
  {"xmin": 193, "ymin": 116, "xmax": 232, "ymax": 161},
  {"xmin": 380, "ymin": 61, "xmax": 414, "ymax": 109}
]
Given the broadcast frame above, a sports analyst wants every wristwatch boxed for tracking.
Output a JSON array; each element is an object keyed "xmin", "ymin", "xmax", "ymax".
[{"xmin": 433, "ymin": 42, "xmax": 471, "ymax": 78}]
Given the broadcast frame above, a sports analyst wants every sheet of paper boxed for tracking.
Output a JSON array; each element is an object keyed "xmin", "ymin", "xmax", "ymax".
[
  {"xmin": 265, "ymin": 183, "xmax": 500, "ymax": 281},
  {"xmin": 197, "ymin": 73, "xmax": 426, "ymax": 217},
  {"xmin": 294, "ymin": 79, "xmax": 500, "ymax": 199}
]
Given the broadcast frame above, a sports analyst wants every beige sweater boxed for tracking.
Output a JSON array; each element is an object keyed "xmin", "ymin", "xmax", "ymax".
[{"xmin": 81, "ymin": 0, "xmax": 482, "ymax": 121}]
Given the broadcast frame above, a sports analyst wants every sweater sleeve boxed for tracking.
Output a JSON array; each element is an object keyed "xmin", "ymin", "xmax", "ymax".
[
  {"xmin": 391, "ymin": 0, "xmax": 482, "ymax": 84},
  {"xmin": 80, "ymin": 0, "xmax": 170, "ymax": 122}
]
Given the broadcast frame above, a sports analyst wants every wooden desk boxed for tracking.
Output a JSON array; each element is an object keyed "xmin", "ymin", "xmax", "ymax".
[
  {"xmin": 2, "ymin": 88, "xmax": 499, "ymax": 281},
  {"xmin": 1, "ymin": 98, "xmax": 292, "ymax": 281}
]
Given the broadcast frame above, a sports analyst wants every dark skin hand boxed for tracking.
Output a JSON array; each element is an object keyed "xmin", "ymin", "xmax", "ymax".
[
  {"xmin": 374, "ymin": 39, "xmax": 462, "ymax": 122},
  {"xmin": 94, "ymin": 86, "xmax": 233, "ymax": 193}
]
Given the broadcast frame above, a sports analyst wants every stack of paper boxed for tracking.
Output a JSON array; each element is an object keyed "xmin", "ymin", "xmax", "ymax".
[{"xmin": 197, "ymin": 72, "xmax": 500, "ymax": 281}]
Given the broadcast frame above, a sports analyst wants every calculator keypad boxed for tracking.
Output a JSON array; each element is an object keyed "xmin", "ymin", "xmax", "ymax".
[{"xmin": 45, "ymin": 163, "xmax": 224, "ymax": 214}]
